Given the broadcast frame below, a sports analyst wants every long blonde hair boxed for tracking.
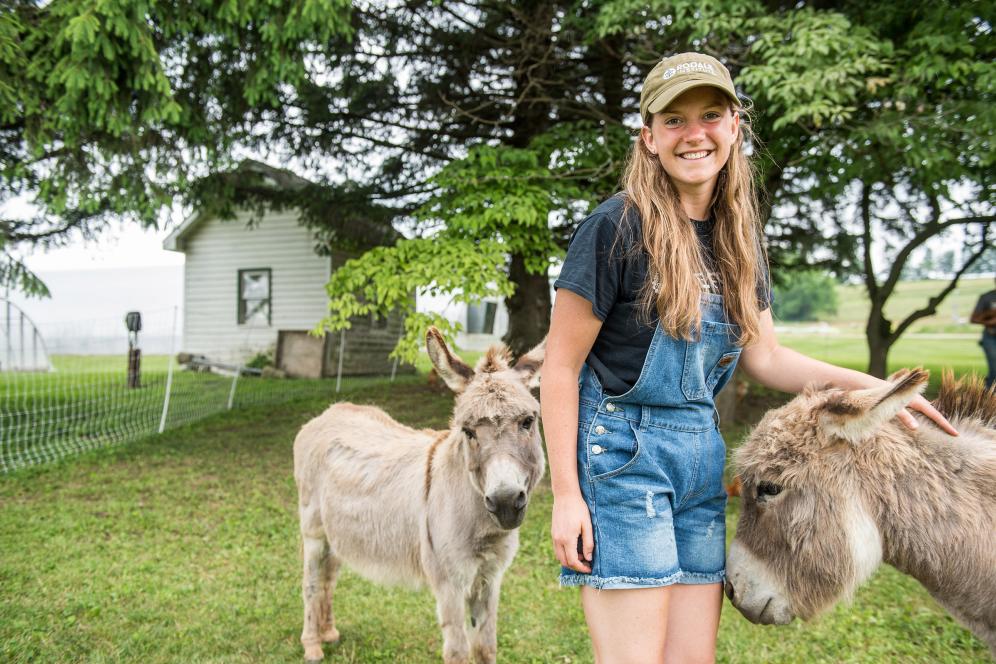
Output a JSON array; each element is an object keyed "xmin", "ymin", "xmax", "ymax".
[{"xmin": 621, "ymin": 106, "xmax": 766, "ymax": 346}]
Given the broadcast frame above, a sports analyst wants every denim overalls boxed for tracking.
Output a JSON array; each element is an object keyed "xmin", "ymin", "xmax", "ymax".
[{"xmin": 560, "ymin": 293, "xmax": 740, "ymax": 589}]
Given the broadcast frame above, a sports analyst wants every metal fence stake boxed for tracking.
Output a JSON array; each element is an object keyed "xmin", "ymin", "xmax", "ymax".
[
  {"xmin": 335, "ymin": 331, "xmax": 345, "ymax": 393},
  {"xmin": 227, "ymin": 366, "xmax": 240, "ymax": 410},
  {"xmin": 158, "ymin": 307, "xmax": 178, "ymax": 433}
]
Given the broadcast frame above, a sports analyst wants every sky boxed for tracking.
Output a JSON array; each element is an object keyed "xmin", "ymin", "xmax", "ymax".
[
  {"xmin": 20, "ymin": 219, "xmax": 184, "ymax": 272},
  {"xmin": 4, "ymin": 220, "xmax": 185, "ymax": 354}
]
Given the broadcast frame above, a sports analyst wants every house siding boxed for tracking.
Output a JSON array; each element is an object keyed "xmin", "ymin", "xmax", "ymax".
[{"xmin": 181, "ymin": 211, "xmax": 330, "ymax": 361}]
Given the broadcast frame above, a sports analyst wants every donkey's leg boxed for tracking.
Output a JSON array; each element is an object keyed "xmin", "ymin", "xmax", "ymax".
[
  {"xmin": 301, "ymin": 535, "xmax": 329, "ymax": 662},
  {"xmin": 434, "ymin": 581, "xmax": 471, "ymax": 664},
  {"xmin": 467, "ymin": 571, "xmax": 502, "ymax": 664},
  {"xmin": 318, "ymin": 549, "xmax": 341, "ymax": 644}
]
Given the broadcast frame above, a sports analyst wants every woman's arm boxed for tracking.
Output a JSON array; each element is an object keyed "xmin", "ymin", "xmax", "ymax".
[
  {"xmin": 541, "ymin": 289, "xmax": 603, "ymax": 573},
  {"xmin": 970, "ymin": 308, "xmax": 996, "ymax": 326},
  {"xmin": 739, "ymin": 308, "xmax": 958, "ymax": 435}
]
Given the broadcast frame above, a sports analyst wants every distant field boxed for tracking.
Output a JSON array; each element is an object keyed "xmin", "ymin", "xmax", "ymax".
[
  {"xmin": 47, "ymin": 354, "xmax": 173, "ymax": 373},
  {"xmin": 793, "ymin": 277, "xmax": 994, "ymax": 334}
]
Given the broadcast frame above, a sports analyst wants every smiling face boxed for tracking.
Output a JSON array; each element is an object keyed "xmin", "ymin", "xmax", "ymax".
[{"xmin": 640, "ymin": 86, "xmax": 739, "ymax": 204}]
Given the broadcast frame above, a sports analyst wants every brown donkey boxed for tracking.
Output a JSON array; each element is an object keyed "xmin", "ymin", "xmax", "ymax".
[
  {"xmin": 726, "ymin": 369, "xmax": 996, "ymax": 655},
  {"xmin": 293, "ymin": 328, "xmax": 545, "ymax": 663}
]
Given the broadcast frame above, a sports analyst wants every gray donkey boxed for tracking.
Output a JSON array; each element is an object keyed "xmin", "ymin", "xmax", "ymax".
[
  {"xmin": 293, "ymin": 328, "xmax": 545, "ymax": 663},
  {"xmin": 726, "ymin": 369, "xmax": 996, "ymax": 655}
]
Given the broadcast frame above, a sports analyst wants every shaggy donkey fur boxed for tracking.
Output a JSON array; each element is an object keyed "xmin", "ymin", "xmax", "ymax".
[
  {"xmin": 726, "ymin": 369, "xmax": 996, "ymax": 655},
  {"xmin": 293, "ymin": 328, "xmax": 545, "ymax": 663}
]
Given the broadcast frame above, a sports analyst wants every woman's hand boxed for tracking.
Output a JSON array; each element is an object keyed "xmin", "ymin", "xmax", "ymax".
[
  {"xmin": 552, "ymin": 492, "xmax": 594, "ymax": 574},
  {"xmin": 899, "ymin": 394, "xmax": 959, "ymax": 436}
]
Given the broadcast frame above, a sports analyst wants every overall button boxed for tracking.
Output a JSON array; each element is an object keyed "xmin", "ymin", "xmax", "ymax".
[
  {"xmin": 605, "ymin": 403, "xmax": 617, "ymax": 412},
  {"xmin": 591, "ymin": 445, "xmax": 604, "ymax": 454},
  {"xmin": 594, "ymin": 425, "xmax": 606, "ymax": 435},
  {"xmin": 718, "ymin": 355, "xmax": 734, "ymax": 368}
]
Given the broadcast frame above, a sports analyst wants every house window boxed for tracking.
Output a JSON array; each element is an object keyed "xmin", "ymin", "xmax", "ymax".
[
  {"xmin": 466, "ymin": 301, "xmax": 497, "ymax": 334},
  {"xmin": 238, "ymin": 268, "xmax": 271, "ymax": 325}
]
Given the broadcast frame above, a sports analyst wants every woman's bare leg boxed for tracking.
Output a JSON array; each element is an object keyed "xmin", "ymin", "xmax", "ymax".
[
  {"xmin": 662, "ymin": 583, "xmax": 723, "ymax": 664},
  {"xmin": 581, "ymin": 586, "xmax": 669, "ymax": 664},
  {"xmin": 580, "ymin": 583, "xmax": 722, "ymax": 664}
]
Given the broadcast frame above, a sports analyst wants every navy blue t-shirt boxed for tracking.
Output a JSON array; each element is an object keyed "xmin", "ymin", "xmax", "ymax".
[{"xmin": 553, "ymin": 193, "xmax": 771, "ymax": 395}]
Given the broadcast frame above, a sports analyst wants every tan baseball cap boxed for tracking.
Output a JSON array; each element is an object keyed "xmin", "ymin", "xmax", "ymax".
[{"xmin": 639, "ymin": 53, "xmax": 738, "ymax": 121}]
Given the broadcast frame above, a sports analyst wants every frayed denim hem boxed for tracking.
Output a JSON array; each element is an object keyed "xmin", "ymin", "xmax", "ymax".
[
  {"xmin": 678, "ymin": 570, "xmax": 726, "ymax": 585},
  {"xmin": 560, "ymin": 569, "xmax": 724, "ymax": 590}
]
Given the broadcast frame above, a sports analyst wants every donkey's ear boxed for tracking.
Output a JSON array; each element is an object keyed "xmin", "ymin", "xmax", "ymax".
[
  {"xmin": 513, "ymin": 336, "xmax": 545, "ymax": 389},
  {"xmin": 818, "ymin": 368, "xmax": 929, "ymax": 443},
  {"xmin": 426, "ymin": 327, "xmax": 474, "ymax": 393}
]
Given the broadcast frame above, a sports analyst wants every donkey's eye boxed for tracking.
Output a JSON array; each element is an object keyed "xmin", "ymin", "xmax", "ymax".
[
  {"xmin": 462, "ymin": 427, "xmax": 476, "ymax": 440},
  {"xmin": 520, "ymin": 416, "xmax": 535, "ymax": 431},
  {"xmin": 757, "ymin": 481, "xmax": 782, "ymax": 498}
]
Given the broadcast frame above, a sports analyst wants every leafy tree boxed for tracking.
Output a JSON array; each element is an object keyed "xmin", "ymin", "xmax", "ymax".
[
  {"xmin": 741, "ymin": 2, "xmax": 996, "ymax": 376},
  {"xmin": 4, "ymin": 0, "xmax": 992, "ymax": 375},
  {"xmin": 936, "ymin": 249, "xmax": 956, "ymax": 276},
  {"xmin": 973, "ymin": 246, "xmax": 996, "ymax": 275},
  {"xmin": 1, "ymin": 0, "xmax": 353, "ymax": 292},
  {"xmin": 772, "ymin": 270, "xmax": 839, "ymax": 322}
]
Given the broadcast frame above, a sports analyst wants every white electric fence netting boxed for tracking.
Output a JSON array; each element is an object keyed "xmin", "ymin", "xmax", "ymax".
[{"xmin": 0, "ymin": 305, "xmax": 347, "ymax": 474}]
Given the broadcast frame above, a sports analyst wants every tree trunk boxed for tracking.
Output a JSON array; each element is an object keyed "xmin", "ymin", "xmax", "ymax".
[
  {"xmin": 867, "ymin": 339, "xmax": 890, "ymax": 379},
  {"xmin": 503, "ymin": 252, "xmax": 551, "ymax": 356},
  {"xmin": 499, "ymin": 1, "xmax": 556, "ymax": 356},
  {"xmin": 715, "ymin": 370, "xmax": 739, "ymax": 427},
  {"xmin": 865, "ymin": 302, "xmax": 892, "ymax": 378}
]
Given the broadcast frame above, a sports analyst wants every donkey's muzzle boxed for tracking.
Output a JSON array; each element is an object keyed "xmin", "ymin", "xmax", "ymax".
[
  {"xmin": 485, "ymin": 489, "xmax": 527, "ymax": 529},
  {"xmin": 725, "ymin": 539, "xmax": 796, "ymax": 625}
]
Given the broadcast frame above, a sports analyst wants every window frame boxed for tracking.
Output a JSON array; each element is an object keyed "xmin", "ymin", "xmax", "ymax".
[
  {"xmin": 237, "ymin": 268, "xmax": 273, "ymax": 326},
  {"xmin": 466, "ymin": 300, "xmax": 498, "ymax": 335}
]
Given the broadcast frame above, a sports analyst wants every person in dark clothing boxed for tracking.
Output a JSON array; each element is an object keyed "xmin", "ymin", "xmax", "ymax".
[{"xmin": 970, "ymin": 277, "xmax": 996, "ymax": 389}]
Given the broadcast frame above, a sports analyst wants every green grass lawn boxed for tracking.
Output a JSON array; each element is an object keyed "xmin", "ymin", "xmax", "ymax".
[
  {"xmin": 777, "ymin": 334, "xmax": 988, "ymax": 392},
  {"xmin": 0, "ymin": 376, "xmax": 989, "ymax": 663}
]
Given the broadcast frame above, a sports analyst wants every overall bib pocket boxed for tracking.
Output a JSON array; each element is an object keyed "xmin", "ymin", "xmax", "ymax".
[
  {"xmin": 681, "ymin": 320, "xmax": 740, "ymax": 401},
  {"xmin": 584, "ymin": 414, "xmax": 642, "ymax": 481}
]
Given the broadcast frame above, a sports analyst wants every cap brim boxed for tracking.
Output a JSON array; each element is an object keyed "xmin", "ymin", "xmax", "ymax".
[{"xmin": 645, "ymin": 79, "xmax": 738, "ymax": 117}]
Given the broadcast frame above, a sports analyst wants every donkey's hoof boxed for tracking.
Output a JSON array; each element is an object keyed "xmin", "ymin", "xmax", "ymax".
[
  {"xmin": 320, "ymin": 626, "xmax": 340, "ymax": 643},
  {"xmin": 303, "ymin": 642, "xmax": 324, "ymax": 662}
]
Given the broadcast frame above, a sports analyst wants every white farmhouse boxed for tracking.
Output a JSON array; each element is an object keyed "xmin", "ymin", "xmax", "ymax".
[
  {"xmin": 163, "ymin": 161, "xmax": 408, "ymax": 377},
  {"xmin": 164, "ymin": 206, "xmax": 332, "ymax": 360}
]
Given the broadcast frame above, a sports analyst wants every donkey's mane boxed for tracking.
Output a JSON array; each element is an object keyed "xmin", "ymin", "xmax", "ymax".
[
  {"xmin": 476, "ymin": 345, "xmax": 513, "ymax": 373},
  {"xmin": 933, "ymin": 369, "xmax": 996, "ymax": 429}
]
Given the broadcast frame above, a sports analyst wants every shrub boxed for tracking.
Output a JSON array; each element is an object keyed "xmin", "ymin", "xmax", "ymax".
[
  {"xmin": 245, "ymin": 346, "xmax": 275, "ymax": 370},
  {"xmin": 773, "ymin": 270, "xmax": 839, "ymax": 321}
]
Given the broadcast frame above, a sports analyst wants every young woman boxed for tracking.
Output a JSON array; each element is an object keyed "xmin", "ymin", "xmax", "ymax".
[{"xmin": 541, "ymin": 53, "xmax": 957, "ymax": 664}]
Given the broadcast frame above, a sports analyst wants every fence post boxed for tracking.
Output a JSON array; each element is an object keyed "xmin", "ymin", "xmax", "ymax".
[
  {"xmin": 158, "ymin": 307, "xmax": 178, "ymax": 434},
  {"xmin": 227, "ymin": 365, "xmax": 240, "ymax": 410},
  {"xmin": 5, "ymin": 300, "xmax": 11, "ymax": 369},
  {"xmin": 335, "ymin": 331, "xmax": 345, "ymax": 393}
]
